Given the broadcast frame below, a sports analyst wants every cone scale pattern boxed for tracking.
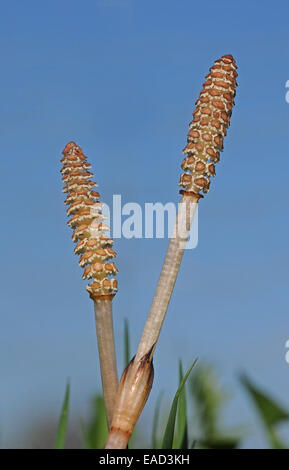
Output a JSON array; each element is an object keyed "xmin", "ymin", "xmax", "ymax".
[
  {"xmin": 179, "ymin": 54, "xmax": 238, "ymax": 195},
  {"xmin": 61, "ymin": 142, "xmax": 118, "ymax": 299}
]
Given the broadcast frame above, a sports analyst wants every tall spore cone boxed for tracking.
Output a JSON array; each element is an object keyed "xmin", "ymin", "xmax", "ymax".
[
  {"xmin": 179, "ymin": 54, "xmax": 237, "ymax": 195},
  {"xmin": 60, "ymin": 141, "xmax": 118, "ymax": 425}
]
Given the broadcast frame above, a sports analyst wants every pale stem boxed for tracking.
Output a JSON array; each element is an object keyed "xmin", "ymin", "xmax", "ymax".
[
  {"xmin": 135, "ymin": 194, "xmax": 199, "ymax": 361},
  {"xmin": 94, "ymin": 297, "xmax": 119, "ymax": 426}
]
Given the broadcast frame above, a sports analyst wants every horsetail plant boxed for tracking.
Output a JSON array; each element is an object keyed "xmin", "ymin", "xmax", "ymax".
[
  {"xmin": 105, "ymin": 54, "xmax": 238, "ymax": 449},
  {"xmin": 60, "ymin": 142, "xmax": 118, "ymax": 426}
]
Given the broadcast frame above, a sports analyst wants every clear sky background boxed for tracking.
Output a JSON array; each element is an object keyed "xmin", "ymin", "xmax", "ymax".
[{"xmin": 0, "ymin": 0, "xmax": 288, "ymax": 448}]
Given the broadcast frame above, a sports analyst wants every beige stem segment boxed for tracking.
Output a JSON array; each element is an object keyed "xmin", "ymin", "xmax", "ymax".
[
  {"xmin": 94, "ymin": 297, "xmax": 119, "ymax": 426},
  {"xmin": 135, "ymin": 194, "xmax": 199, "ymax": 361}
]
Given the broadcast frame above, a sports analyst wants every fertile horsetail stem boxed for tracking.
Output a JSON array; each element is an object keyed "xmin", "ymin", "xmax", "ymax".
[
  {"xmin": 106, "ymin": 54, "xmax": 238, "ymax": 449},
  {"xmin": 60, "ymin": 142, "xmax": 118, "ymax": 425}
]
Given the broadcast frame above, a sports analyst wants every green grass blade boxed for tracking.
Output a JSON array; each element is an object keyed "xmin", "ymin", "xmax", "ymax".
[
  {"xmin": 81, "ymin": 421, "xmax": 90, "ymax": 449},
  {"xmin": 199, "ymin": 436, "xmax": 240, "ymax": 449},
  {"xmin": 55, "ymin": 381, "xmax": 70, "ymax": 449},
  {"xmin": 123, "ymin": 319, "xmax": 132, "ymax": 449},
  {"xmin": 162, "ymin": 358, "xmax": 198, "ymax": 449},
  {"xmin": 240, "ymin": 374, "xmax": 289, "ymax": 449},
  {"xmin": 189, "ymin": 362, "xmax": 225, "ymax": 439},
  {"xmin": 190, "ymin": 439, "xmax": 197, "ymax": 449},
  {"xmin": 124, "ymin": 318, "xmax": 130, "ymax": 368},
  {"xmin": 81, "ymin": 395, "xmax": 108, "ymax": 449},
  {"xmin": 175, "ymin": 360, "xmax": 188, "ymax": 449},
  {"xmin": 152, "ymin": 392, "xmax": 164, "ymax": 449}
]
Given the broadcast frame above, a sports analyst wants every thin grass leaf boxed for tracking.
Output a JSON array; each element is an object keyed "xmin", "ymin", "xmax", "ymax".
[
  {"xmin": 152, "ymin": 392, "xmax": 164, "ymax": 449},
  {"xmin": 55, "ymin": 381, "xmax": 70, "ymax": 449},
  {"xmin": 189, "ymin": 362, "xmax": 225, "ymax": 439},
  {"xmin": 122, "ymin": 319, "xmax": 132, "ymax": 448},
  {"xmin": 190, "ymin": 439, "xmax": 197, "ymax": 449},
  {"xmin": 124, "ymin": 318, "xmax": 130, "ymax": 368},
  {"xmin": 240, "ymin": 374, "xmax": 289, "ymax": 449},
  {"xmin": 175, "ymin": 360, "xmax": 188, "ymax": 449},
  {"xmin": 200, "ymin": 436, "xmax": 240, "ymax": 449},
  {"xmin": 81, "ymin": 395, "xmax": 108, "ymax": 449},
  {"xmin": 162, "ymin": 358, "xmax": 198, "ymax": 449},
  {"xmin": 81, "ymin": 422, "xmax": 90, "ymax": 449}
]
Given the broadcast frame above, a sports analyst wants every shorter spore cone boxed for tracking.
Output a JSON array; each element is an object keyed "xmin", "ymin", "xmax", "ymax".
[{"xmin": 61, "ymin": 142, "xmax": 118, "ymax": 299}]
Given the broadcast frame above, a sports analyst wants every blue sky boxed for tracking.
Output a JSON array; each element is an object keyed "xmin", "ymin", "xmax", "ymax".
[{"xmin": 0, "ymin": 0, "xmax": 288, "ymax": 448}]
